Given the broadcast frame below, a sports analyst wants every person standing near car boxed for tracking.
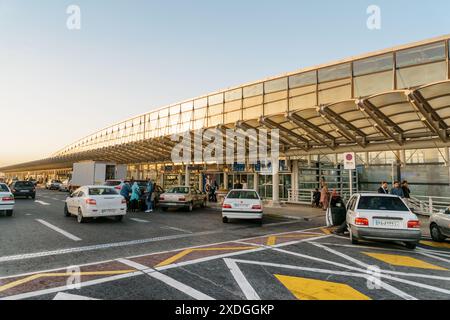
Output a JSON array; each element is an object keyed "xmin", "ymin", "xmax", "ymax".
[
  {"xmin": 145, "ymin": 179, "xmax": 154, "ymax": 213},
  {"xmin": 378, "ymin": 181, "xmax": 389, "ymax": 194},
  {"xmin": 390, "ymin": 181, "xmax": 405, "ymax": 198},
  {"xmin": 402, "ymin": 180, "xmax": 411, "ymax": 199},
  {"xmin": 130, "ymin": 182, "xmax": 141, "ymax": 213},
  {"xmin": 320, "ymin": 184, "xmax": 330, "ymax": 211},
  {"xmin": 120, "ymin": 181, "xmax": 131, "ymax": 211}
]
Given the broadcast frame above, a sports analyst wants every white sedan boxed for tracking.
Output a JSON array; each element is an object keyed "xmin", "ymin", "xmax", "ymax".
[
  {"xmin": 0, "ymin": 183, "xmax": 15, "ymax": 217},
  {"xmin": 346, "ymin": 193, "xmax": 422, "ymax": 249},
  {"xmin": 222, "ymin": 189, "xmax": 263, "ymax": 224},
  {"xmin": 65, "ymin": 186, "xmax": 127, "ymax": 223}
]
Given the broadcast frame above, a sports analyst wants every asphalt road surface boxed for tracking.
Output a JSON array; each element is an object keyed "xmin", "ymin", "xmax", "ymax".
[{"xmin": 1, "ymin": 188, "xmax": 449, "ymax": 300}]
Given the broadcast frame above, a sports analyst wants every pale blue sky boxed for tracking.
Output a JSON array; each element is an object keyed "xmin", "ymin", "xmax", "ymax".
[{"xmin": 1, "ymin": 0, "xmax": 449, "ymax": 166}]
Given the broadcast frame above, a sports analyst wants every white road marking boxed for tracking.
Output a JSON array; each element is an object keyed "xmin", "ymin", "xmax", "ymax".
[
  {"xmin": 0, "ymin": 230, "xmax": 221, "ymax": 263},
  {"xmin": 34, "ymin": 200, "xmax": 50, "ymax": 206},
  {"xmin": 36, "ymin": 219, "xmax": 82, "ymax": 242},
  {"xmin": 1, "ymin": 272, "xmax": 142, "ymax": 300},
  {"xmin": 118, "ymin": 258, "xmax": 214, "ymax": 300},
  {"xmin": 53, "ymin": 292, "xmax": 99, "ymax": 300},
  {"xmin": 224, "ymin": 258, "xmax": 261, "ymax": 300},
  {"xmin": 271, "ymin": 246, "xmax": 450, "ymax": 295},
  {"xmin": 162, "ymin": 226, "xmax": 193, "ymax": 234},
  {"xmin": 262, "ymin": 221, "xmax": 302, "ymax": 227},
  {"xmin": 418, "ymin": 252, "xmax": 450, "ymax": 264},
  {"xmin": 224, "ymin": 258, "xmax": 417, "ymax": 300},
  {"xmin": 130, "ymin": 218, "xmax": 150, "ymax": 223}
]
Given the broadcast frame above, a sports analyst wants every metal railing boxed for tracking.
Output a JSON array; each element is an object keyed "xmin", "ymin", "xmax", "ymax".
[{"xmin": 287, "ymin": 188, "xmax": 450, "ymax": 216}]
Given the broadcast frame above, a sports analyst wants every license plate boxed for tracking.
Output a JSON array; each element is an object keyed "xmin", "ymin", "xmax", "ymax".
[
  {"xmin": 233, "ymin": 203, "xmax": 249, "ymax": 208},
  {"xmin": 21, "ymin": 190, "xmax": 28, "ymax": 193},
  {"xmin": 102, "ymin": 209, "xmax": 116, "ymax": 214},
  {"xmin": 374, "ymin": 219, "xmax": 402, "ymax": 229}
]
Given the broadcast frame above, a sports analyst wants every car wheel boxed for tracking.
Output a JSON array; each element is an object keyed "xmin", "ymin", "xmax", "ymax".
[
  {"xmin": 64, "ymin": 204, "xmax": 71, "ymax": 217},
  {"xmin": 6, "ymin": 210, "xmax": 13, "ymax": 217},
  {"xmin": 405, "ymin": 242, "xmax": 417, "ymax": 250},
  {"xmin": 115, "ymin": 215, "xmax": 123, "ymax": 222},
  {"xmin": 222, "ymin": 217, "xmax": 229, "ymax": 224},
  {"xmin": 430, "ymin": 224, "xmax": 446, "ymax": 242},
  {"xmin": 349, "ymin": 228, "xmax": 359, "ymax": 245},
  {"xmin": 77, "ymin": 208, "xmax": 85, "ymax": 224}
]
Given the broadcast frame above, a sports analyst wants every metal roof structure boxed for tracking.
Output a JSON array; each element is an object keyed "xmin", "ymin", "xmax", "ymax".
[{"xmin": 2, "ymin": 35, "xmax": 450, "ymax": 173}]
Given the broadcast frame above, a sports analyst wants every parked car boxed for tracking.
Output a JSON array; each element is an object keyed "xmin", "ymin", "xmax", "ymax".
[
  {"xmin": 346, "ymin": 194, "xmax": 422, "ymax": 249},
  {"xmin": 46, "ymin": 180, "xmax": 62, "ymax": 190},
  {"xmin": 159, "ymin": 186, "xmax": 207, "ymax": 212},
  {"xmin": 222, "ymin": 189, "xmax": 263, "ymax": 224},
  {"xmin": 10, "ymin": 181, "xmax": 36, "ymax": 199},
  {"xmin": 27, "ymin": 178, "xmax": 38, "ymax": 186},
  {"xmin": 104, "ymin": 180, "xmax": 125, "ymax": 191},
  {"xmin": 59, "ymin": 179, "xmax": 71, "ymax": 192},
  {"xmin": 64, "ymin": 186, "xmax": 127, "ymax": 223},
  {"xmin": 429, "ymin": 208, "xmax": 450, "ymax": 242},
  {"xmin": 0, "ymin": 183, "xmax": 15, "ymax": 216}
]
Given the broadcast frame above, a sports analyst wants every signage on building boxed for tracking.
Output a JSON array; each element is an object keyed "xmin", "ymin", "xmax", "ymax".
[{"xmin": 343, "ymin": 152, "xmax": 356, "ymax": 170}]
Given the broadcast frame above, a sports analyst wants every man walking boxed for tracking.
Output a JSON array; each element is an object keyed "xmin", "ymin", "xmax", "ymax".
[
  {"xmin": 402, "ymin": 180, "xmax": 411, "ymax": 199},
  {"xmin": 390, "ymin": 181, "xmax": 405, "ymax": 198}
]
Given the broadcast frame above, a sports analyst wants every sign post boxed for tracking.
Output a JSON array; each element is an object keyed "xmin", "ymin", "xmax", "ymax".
[{"xmin": 343, "ymin": 152, "xmax": 356, "ymax": 196}]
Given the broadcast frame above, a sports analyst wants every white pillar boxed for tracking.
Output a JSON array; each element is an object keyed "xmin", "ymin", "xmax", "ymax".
[
  {"xmin": 185, "ymin": 165, "xmax": 190, "ymax": 187},
  {"xmin": 400, "ymin": 150, "xmax": 406, "ymax": 167},
  {"xmin": 224, "ymin": 172, "xmax": 228, "ymax": 190},
  {"xmin": 199, "ymin": 174, "xmax": 203, "ymax": 191},
  {"xmin": 292, "ymin": 160, "xmax": 299, "ymax": 202},
  {"xmin": 272, "ymin": 158, "xmax": 280, "ymax": 207},
  {"xmin": 253, "ymin": 173, "xmax": 258, "ymax": 191}
]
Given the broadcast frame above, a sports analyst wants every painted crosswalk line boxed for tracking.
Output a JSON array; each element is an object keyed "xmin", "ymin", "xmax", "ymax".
[
  {"xmin": 53, "ymin": 292, "xmax": 99, "ymax": 300},
  {"xmin": 363, "ymin": 252, "xmax": 448, "ymax": 271},
  {"xmin": 275, "ymin": 274, "xmax": 371, "ymax": 300}
]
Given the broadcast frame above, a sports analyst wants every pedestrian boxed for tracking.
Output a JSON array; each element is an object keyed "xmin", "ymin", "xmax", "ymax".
[
  {"xmin": 145, "ymin": 179, "xmax": 154, "ymax": 213},
  {"xmin": 378, "ymin": 181, "xmax": 389, "ymax": 194},
  {"xmin": 234, "ymin": 180, "xmax": 243, "ymax": 190},
  {"xmin": 390, "ymin": 181, "xmax": 405, "ymax": 198},
  {"xmin": 402, "ymin": 180, "xmax": 411, "ymax": 199},
  {"xmin": 242, "ymin": 179, "xmax": 248, "ymax": 190},
  {"xmin": 312, "ymin": 188, "xmax": 320, "ymax": 208},
  {"xmin": 120, "ymin": 181, "xmax": 131, "ymax": 211},
  {"xmin": 130, "ymin": 182, "xmax": 141, "ymax": 212},
  {"xmin": 320, "ymin": 184, "xmax": 330, "ymax": 211}
]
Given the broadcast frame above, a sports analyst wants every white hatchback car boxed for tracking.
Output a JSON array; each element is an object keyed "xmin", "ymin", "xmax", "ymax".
[
  {"xmin": 429, "ymin": 208, "xmax": 450, "ymax": 242},
  {"xmin": 0, "ymin": 183, "xmax": 15, "ymax": 217},
  {"xmin": 65, "ymin": 186, "xmax": 127, "ymax": 223},
  {"xmin": 222, "ymin": 189, "xmax": 263, "ymax": 224},
  {"xmin": 346, "ymin": 193, "xmax": 422, "ymax": 249}
]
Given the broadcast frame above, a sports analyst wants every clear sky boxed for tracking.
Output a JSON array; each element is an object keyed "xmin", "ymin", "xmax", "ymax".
[{"xmin": 1, "ymin": 0, "xmax": 449, "ymax": 167}]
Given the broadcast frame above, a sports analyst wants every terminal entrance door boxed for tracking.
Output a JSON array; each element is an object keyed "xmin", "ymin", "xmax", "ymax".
[{"xmin": 228, "ymin": 174, "xmax": 255, "ymax": 190}]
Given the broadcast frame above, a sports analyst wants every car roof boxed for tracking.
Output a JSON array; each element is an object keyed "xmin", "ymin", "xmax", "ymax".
[
  {"xmin": 84, "ymin": 185, "xmax": 116, "ymax": 189},
  {"xmin": 357, "ymin": 193, "xmax": 399, "ymax": 198},
  {"xmin": 229, "ymin": 189, "xmax": 258, "ymax": 192}
]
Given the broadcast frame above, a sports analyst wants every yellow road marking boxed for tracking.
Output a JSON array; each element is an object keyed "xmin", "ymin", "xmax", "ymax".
[
  {"xmin": 363, "ymin": 252, "xmax": 448, "ymax": 271},
  {"xmin": 0, "ymin": 270, "xmax": 135, "ymax": 293},
  {"xmin": 266, "ymin": 237, "xmax": 277, "ymax": 246},
  {"xmin": 321, "ymin": 228, "xmax": 332, "ymax": 235},
  {"xmin": 275, "ymin": 274, "xmax": 371, "ymax": 300},
  {"xmin": 155, "ymin": 246, "xmax": 256, "ymax": 267},
  {"xmin": 420, "ymin": 241, "xmax": 450, "ymax": 249}
]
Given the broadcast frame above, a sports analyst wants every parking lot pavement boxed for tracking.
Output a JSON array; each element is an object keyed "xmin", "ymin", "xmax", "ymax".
[{"xmin": 1, "ymin": 189, "xmax": 449, "ymax": 300}]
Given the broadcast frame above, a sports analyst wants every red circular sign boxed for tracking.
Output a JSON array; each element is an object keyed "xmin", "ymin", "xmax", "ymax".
[{"xmin": 346, "ymin": 154, "xmax": 353, "ymax": 161}]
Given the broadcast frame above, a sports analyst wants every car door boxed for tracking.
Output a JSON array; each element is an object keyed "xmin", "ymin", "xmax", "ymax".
[
  {"xmin": 67, "ymin": 191, "xmax": 78, "ymax": 213},
  {"xmin": 346, "ymin": 196, "xmax": 358, "ymax": 225}
]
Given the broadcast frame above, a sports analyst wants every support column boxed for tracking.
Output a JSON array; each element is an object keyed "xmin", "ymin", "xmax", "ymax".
[
  {"xmin": 199, "ymin": 174, "xmax": 203, "ymax": 191},
  {"xmin": 224, "ymin": 172, "xmax": 228, "ymax": 190},
  {"xmin": 272, "ymin": 158, "xmax": 281, "ymax": 207},
  {"xmin": 185, "ymin": 165, "xmax": 190, "ymax": 187},
  {"xmin": 291, "ymin": 160, "xmax": 299, "ymax": 202},
  {"xmin": 253, "ymin": 172, "xmax": 258, "ymax": 192}
]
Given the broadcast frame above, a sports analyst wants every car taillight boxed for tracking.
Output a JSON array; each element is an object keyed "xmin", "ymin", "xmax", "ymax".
[
  {"xmin": 252, "ymin": 205, "xmax": 262, "ymax": 210},
  {"xmin": 121, "ymin": 198, "xmax": 127, "ymax": 204},
  {"xmin": 2, "ymin": 196, "xmax": 14, "ymax": 201},
  {"xmin": 179, "ymin": 197, "xmax": 186, "ymax": 201},
  {"xmin": 115, "ymin": 186, "xmax": 122, "ymax": 190},
  {"xmin": 408, "ymin": 220, "xmax": 420, "ymax": 229},
  {"xmin": 222, "ymin": 204, "xmax": 232, "ymax": 209},
  {"xmin": 86, "ymin": 199, "xmax": 97, "ymax": 205},
  {"xmin": 160, "ymin": 197, "xmax": 164, "ymax": 201},
  {"xmin": 355, "ymin": 218, "xmax": 369, "ymax": 226}
]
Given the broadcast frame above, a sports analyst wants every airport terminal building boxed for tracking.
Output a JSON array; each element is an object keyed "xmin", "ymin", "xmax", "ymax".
[{"xmin": 2, "ymin": 35, "xmax": 450, "ymax": 205}]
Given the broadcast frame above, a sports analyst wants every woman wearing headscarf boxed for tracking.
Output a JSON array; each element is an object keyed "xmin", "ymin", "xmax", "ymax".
[
  {"xmin": 130, "ymin": 182, "xmax": 141, "ymax": 213},
  {"xmin": 320, "ymin": 184, "xmax": 330, "ymax": 211}
]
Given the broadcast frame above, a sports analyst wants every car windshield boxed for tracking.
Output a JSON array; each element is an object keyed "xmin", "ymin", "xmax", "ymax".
[
  {"xmin": 357, "ymin": 196, "xmax": 409, "ymax": 212},
  {"xmin": 105, "ymin": 181, "xmax": 121, "ymax": 186},
  {"xmin": 167, "ymin": 187, "xmax": 189, "ymax": 194},
  {"xmin": 88, "ymin": 188, "xmax": 118, "ymax": 196},
  {"xmin": 0, "ymin": 184, "xmax": 9, "ymax": 192},
  {"xmin": 15, "ymin": 181, "xmax": 34, "ymax": 188},
  {"xmin": 227, "ymin": 191, "xmax": 259, "ymax": 200}
]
